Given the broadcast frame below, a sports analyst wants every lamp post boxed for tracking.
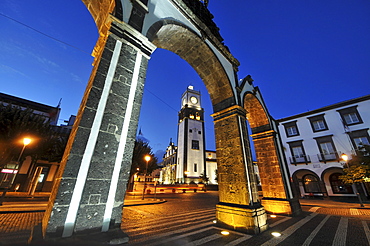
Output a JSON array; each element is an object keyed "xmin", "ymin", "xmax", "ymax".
[
  {"xmin": 0, "ymin": 137, "xmax": 32, "ymax": 205},
  {"xmin": 141, "ymin": 155, "xmax": 151, "ymax": 200},
  {"xmin": 341, "ymin": 153, "xmax": 364, "ymax": 207}
]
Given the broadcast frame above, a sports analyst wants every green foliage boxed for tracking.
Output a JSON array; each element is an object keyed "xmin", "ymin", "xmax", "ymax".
[
  {"xmin": 199, "ymin": 172, "xmax": 209, "ymax": 184},
  {"xmin": 130, "ymin": 138, "xmax": 158, "ymax": 177},
  {"xmin": 0, "ymin": 103, "xmax": 68, "ymax": 167},
  {"xmin": 339, "ymin": 164, "xmax": 369, "ymax": 184},
  {"xmin": 339, "ymin": 145, "xmax": 370, "ymax": 185}
]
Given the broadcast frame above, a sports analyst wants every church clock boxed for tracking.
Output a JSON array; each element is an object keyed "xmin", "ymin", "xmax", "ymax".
[{"xmin": 190, "ymin": 96, "xmax": 198, "ymax": 104}]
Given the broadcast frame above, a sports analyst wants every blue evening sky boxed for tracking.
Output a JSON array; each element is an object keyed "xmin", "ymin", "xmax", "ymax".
[{"xmin": 1, "ymin": 1, "xmax": 369, "ymax": 158}]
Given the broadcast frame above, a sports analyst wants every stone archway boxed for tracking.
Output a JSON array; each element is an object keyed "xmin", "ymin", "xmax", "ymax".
[
  {"xmin": 240, "ymin": 79, "xmax": 301, "ymax": 216},
  {"xmin": 42, "ymin": 0, "xmax": 270, "ymax": 242}
]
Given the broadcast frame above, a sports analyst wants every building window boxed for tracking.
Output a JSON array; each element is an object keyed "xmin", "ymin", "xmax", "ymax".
[
  {"xmin": 302, "ymin": 174, "xmax": 321, "ymax": 193},
  {"xmin": 349, "ymin": 129, "xmax": 370, "ymax": 155},
  {"xmin": 192, "ymin": 140, "xmax": 199, "ymax": 150},
  {"xmin": 308, "ymin": 114, "xmax": 328, "ymax": 132},
  {"xmin": 283, "ymin": 121, "xmax": 299, "ymax": 137},
  {"xmin": 330, "ymin": 173, "xmax": 353, "ymax": 194},
  {"xmin": 344, "ymin": 113, "xmax": 359, "ymax": 124},
  {"xmin": 189, "ymin": 129, "xmax": 192, "ymax": 133},
  {"xmin": 314, "ymin": 135, "xmax": 338, "ymax": 162},
  {"xmin": 338, "ymin": 106, "xmax": 363, "ymax": 126},
  {"xmin": 198, "ymin": 131, "xmax": 201, "ymax": 134},
  {"xmin": 194, "ymin": 163, "xmax": 197, "ymax": 172},
  {"xmin": 287, "ymin": 140, "xmax": 310, "ymax": 164}
]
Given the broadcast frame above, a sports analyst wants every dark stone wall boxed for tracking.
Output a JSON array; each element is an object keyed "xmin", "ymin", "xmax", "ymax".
[{"xmin": 44, "ymin": 31, "xmax": 149, "ymax": 236}]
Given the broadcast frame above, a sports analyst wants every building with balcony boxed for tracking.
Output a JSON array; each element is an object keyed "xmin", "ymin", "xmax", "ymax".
[{"xmin": 277, "ymin": 94, "xmax": 370, "ymax": 198}]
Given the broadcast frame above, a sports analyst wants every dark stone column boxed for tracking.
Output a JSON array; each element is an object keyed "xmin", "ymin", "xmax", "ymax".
[
  {"xmin": 212, "ymin": 105, "xmax": 268, "ymax": 234},
  {"xmin": 43, "ymin": 20, "xmax": 156, "ymax": 243}
]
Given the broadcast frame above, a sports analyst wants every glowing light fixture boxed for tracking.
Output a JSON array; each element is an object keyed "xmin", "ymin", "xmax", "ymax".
[
  {"xmin": 341, "ymin": 153, "xmax": 348, "ymax": 161},
  {"xmin": 221, "ymin": 231, "xmax": 230, "ymax": 235},
  {"xmin": 270, "ymin": 214, "xmax": 277, "ymax": 218},
  {"xmin": 1, "ymin": 169, "xmax": 18, "ymax": 174},
  {"xmin": 144, "ymin": 155, "xmax": 151, "ymax": 162},
  {"xmin": 213, "ymin": 220, "xmax": 217, "ymax": 224},
  {"xmin": 271, "ymin": 232, "xmax": 281, "ymax": 237},
  {"xmin": 23, "ymin": 138, "xmax": 32, "ymax": 146}
]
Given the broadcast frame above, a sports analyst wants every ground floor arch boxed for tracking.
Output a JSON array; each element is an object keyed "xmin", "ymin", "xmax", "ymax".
[{"xmin": 291, "ymin": 167, "xmax": 359, "ymax": 198}]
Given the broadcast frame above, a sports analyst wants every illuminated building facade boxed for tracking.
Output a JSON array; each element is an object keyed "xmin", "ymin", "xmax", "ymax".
[{"xmin": 277, "ymin": 94, "xmax": 370, "ymax": 198}]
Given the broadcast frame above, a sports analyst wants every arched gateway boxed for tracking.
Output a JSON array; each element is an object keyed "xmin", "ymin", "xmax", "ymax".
[{"xmin": 42, "ymin": 0, "xmax": 300, "ymax": 242}]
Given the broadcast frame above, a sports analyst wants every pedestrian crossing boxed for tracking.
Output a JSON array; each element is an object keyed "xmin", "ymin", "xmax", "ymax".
[
  {"xmin": 122, "ymin": 208, "xmax": 370, "ymax": 246},
  {"xmin": 2, "ymin": 207, "xmax": 370, "ymax": 245}
]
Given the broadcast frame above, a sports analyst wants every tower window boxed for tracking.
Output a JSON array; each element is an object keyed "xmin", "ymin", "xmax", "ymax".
[
  {"xmin": 194, "ymin": 163, "xmax": 197, "ymax": 172},
  {"xmin": 189, "ymin": 129, "xmax": 192, "ymax": 133},
  {"xmin": 192, "ymin": 140, "xmax": 199, "ymax": 150},
  {"xmin": 198, "ymin": 131, "xmax": 201, "ymax": 134}
]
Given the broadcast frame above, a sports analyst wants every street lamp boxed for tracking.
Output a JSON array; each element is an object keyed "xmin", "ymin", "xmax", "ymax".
[
  {"xmin": 141, "ymin": 155, "xmax": 151, "ymax": 200},
  {"xmin": 0, "ymin": 137, "xmax": 32, "ymax": 205},
  {"xmin": 341, "ymin": 153, "xmax": 364, "ymax": 207},
  {"xmin": 341, "ymin": 153, "xmax": 349, "ymax": 167}
]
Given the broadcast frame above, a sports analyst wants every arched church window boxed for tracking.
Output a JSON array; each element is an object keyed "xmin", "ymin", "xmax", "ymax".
[
  {"xmin": 330, "ymin": 173, "xmax": 353, "ymax": 194},
  {"xmin": 302, "ymin": 174, "xmax": 321, "ymax": 193}
]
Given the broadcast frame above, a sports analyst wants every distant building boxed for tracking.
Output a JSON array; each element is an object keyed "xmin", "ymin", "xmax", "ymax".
[
  {"xmin": 0, "ymin": 92, "xmax": 74, "ymax": 193},
  {"xmin": 277, "ymin": 95, "xmax": 370, "ymax": 198},
  {"xmin": 0, "ymin": 92, "xmax": 61, "ymax": 125},
  {"xmin": 160, "ymin": 86, "xmax": 218, "ymax": 185}
]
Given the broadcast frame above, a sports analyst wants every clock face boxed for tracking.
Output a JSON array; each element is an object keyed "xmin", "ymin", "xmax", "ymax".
[
  {"xmin": 190, "ymin": 96, "xmax": 198, "ymax": 104},
  {"xmin": 182, "ymin": 98, "xmax": 186, "ymax": 106}
]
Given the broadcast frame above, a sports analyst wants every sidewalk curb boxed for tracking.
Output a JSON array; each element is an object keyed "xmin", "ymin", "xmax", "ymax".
[
  {"xmin": 123, "ymin": 199, "xmax": 167, "ymax": 207},
  {"xmin": 0, "ymin": 209, "xmax": 45, "ymax": 214}
]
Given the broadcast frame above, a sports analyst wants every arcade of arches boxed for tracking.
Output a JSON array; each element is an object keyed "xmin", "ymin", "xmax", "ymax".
[{"xmin": 40, "ymin": 0, "xmax": 301, "ymax": 242}]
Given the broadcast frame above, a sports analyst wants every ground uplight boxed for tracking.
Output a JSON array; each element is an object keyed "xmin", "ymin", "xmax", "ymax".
[{"xmin": 271, "ymin": 232, "xmax": 281, "ymax": 237}]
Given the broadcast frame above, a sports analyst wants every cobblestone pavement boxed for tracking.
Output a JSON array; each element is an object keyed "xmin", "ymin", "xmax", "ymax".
[
  {"xmin": 0, "ymin": 212, "xmax": 43, "ymax": 245},
  {"xmin": 2, "ymin": 202, "xmax": 370, "ymax": 245}
]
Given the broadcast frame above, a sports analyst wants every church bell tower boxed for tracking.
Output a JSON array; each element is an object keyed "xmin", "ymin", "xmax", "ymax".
[{"xmin": 176, "ymin": 86, "xmax": 206, "ymax": 183}]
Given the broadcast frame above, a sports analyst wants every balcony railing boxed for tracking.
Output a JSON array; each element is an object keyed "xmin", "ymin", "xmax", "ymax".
[
  {"xmin": 289, "ymin": 155, "xmax": 311, "ymax": 165},
  {"xmin": 317, "ymin": 152, "xmax": 339, "ymax": 163}
]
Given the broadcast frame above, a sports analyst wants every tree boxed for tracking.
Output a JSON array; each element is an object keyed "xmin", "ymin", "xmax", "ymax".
[
  {"xmin": 339, "ymin": 145, "xmax": 370, "ymax": 185},
  {"xmin": 199, "ymin": 172, "xmax": 209, "ymax": 184},
  {"xmin": 0, "ymin": 103, "xmax": 68, "ymax": 168},
  {"xmin": 339, "ymin": 165, "xmax": 369, "ymax": 185},
  {"xmin": 129, "ymin": 138, "xmax": 158, "ymax": 182}
]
